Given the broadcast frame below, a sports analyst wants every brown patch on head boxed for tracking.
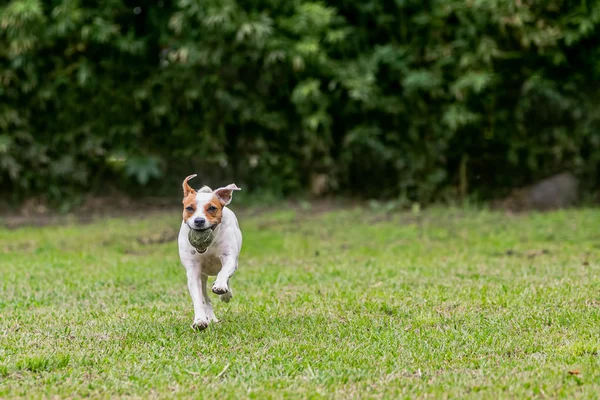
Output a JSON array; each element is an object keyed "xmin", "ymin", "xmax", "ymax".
[
  {"xmin": 204, "ymin": 196, "xmax": 223, "ymax": 226},
  {"xmin": 182, "ymin": 174, "xmax": 198, "ymax": 221},
  {"xmin": 182, "ymin": 194, "xmax": 197, "ymax": 222}
]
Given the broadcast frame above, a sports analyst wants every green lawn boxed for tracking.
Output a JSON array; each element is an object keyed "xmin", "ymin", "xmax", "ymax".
[{"xmin": 1, "ymin": 207, "xmax": 600, "ymax": 398}]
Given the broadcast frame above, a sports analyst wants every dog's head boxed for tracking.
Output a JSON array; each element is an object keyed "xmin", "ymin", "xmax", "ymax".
[{"xmin": 182, "ymin": 174, "xmax": 241, "ymax": 231}]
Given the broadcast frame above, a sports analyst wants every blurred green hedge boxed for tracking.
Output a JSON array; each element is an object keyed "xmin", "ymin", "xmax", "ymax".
[{"xmin": 1, "ymin": 0, "xmax": 599, "ymax": 204}]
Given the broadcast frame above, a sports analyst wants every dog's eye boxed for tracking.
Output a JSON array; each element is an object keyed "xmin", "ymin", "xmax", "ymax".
[
  {"xmin": 185, "ymin": 206, "xmax": 194, "ymax": 213},
  {"xmin": 208, "ymin": 205, "xmax": 217, "ymax": 212}
]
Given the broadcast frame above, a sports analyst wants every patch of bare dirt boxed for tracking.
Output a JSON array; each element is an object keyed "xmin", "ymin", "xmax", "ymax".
[
  {"xmin": 0, "ymin": 195, "xmax": 180, "ymax": 229},
  {"xmin": 0, "ymin": 196, "xmax": 364, "ymax": 229}
]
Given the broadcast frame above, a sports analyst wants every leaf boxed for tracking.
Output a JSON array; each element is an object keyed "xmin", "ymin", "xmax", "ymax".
[
  {"xmin": 402, "ymin": 70, "xmax": 442, "ymax": 93},
  {"xmin": 452, "ymin": 72, "xmax": 494, "ymax": 98},
  {"xmin": 442, "ymin": 105, "xmax": 481, "ymax": 131},
  {"xmin": 124, "ymin": 156, "xmax": 163, "ymax": 185}
]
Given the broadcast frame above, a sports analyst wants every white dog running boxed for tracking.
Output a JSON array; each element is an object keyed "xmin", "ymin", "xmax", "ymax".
[{"xmin": 177, "ymin": 174, "xmax": 242, "ymax": 330}]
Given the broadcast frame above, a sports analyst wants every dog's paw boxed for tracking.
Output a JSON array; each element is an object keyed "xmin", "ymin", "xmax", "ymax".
[
  {"xmin": 220, "ymin": 291, "xmax": 233, "ymax": 303},
  {"xmin": 191, "ymin": 317, "xmax": 210, "ymax": 331},
  {"xmin": 212, "ymin": 283, "xmax": 229, "ymax": 296}
]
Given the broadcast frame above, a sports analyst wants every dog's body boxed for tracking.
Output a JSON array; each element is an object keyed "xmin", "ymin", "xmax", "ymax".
[{"xmin": 178, "ymin": 174, "xmax": 242, "ymax": 330}]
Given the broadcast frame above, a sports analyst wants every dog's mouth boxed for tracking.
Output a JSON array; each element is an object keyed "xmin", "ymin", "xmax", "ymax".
[{"xmin": 190, "ymin": 225, "xmax": 217, "ymax": 232}]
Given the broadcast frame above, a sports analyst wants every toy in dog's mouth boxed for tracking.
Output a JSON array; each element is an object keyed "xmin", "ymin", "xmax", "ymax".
[{"xmin": 188, "ymin": 228, "xmax": 214, "ymax": 253}]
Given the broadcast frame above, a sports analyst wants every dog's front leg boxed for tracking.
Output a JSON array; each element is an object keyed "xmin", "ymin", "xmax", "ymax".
[
  {"xmin": 185, "ymin": 264, "xmax": 210, "ymax": 331},
  {"xmin": 212, "ymin": 255, "xmax": 237, "ymax": 301},
  {"xmin": 200, "ymin": 273, "xmax": 218, "ymax": 322}
]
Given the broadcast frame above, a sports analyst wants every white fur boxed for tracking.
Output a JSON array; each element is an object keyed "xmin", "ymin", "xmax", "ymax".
[{"xmin": 178, "ymin": 188, "xmax": 242, "ymax": 331}]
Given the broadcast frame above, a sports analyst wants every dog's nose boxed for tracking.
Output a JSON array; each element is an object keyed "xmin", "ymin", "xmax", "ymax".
[{"xmin": 194, "ymin": 217, "xmax": 206, "ymax": 227}]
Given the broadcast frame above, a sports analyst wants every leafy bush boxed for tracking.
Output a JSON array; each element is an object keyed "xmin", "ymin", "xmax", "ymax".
[{"xmin": 1, "ymin": 0, "xmax": 599, "ymax": 204}]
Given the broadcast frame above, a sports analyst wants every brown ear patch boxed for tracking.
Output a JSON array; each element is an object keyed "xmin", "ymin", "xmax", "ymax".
[
  {"xmin": 204, "ymin": 197, "xmax": 223, "ymax": 226},
  {"xmin": 182, "ymin": 194, "xmax": 196, "ymax": 221},
  {"xmin": 182, "ymin": 174, "xmax": 197, "ymax": 199}
]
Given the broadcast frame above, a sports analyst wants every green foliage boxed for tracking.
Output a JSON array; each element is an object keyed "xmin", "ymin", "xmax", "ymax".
[{"xmin": 1, "ymin": 0, "xmax": 599, "ymax": 203}]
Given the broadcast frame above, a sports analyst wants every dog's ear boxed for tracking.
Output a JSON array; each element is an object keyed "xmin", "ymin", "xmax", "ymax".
[
  {"xmin": 182, "ymin": 174, "xmax": 197, "ymax": 200},
  {"xmin": 214, "ymin": 184, "xmax": 241, "ymax": 206}
]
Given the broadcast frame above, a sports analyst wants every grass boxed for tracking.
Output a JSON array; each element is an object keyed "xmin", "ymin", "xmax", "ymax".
[{"xmin": 1, "ymin": 206, "xmax": 600, "ymax": 398}]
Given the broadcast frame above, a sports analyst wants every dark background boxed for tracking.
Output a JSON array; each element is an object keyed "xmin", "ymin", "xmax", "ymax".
[{"xmin": 1, "ymin": 0, "xmax": 599, "ymax": 209}]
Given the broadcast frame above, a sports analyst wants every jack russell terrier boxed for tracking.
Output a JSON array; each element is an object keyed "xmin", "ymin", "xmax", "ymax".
[{"xmin": 177, "ymin": 174, "xmax": 242, "ymax": 330}]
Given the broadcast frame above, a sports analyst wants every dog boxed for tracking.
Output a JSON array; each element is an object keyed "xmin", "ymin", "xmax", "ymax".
[{"xmin": 177, "ymin": 174, "xmax": 242, "ymax": 330}]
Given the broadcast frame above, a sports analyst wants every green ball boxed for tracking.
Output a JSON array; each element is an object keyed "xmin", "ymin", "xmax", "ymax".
[{"xmin": 188, "ymin": 228, "xmax": 214, "ymax": 252}]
